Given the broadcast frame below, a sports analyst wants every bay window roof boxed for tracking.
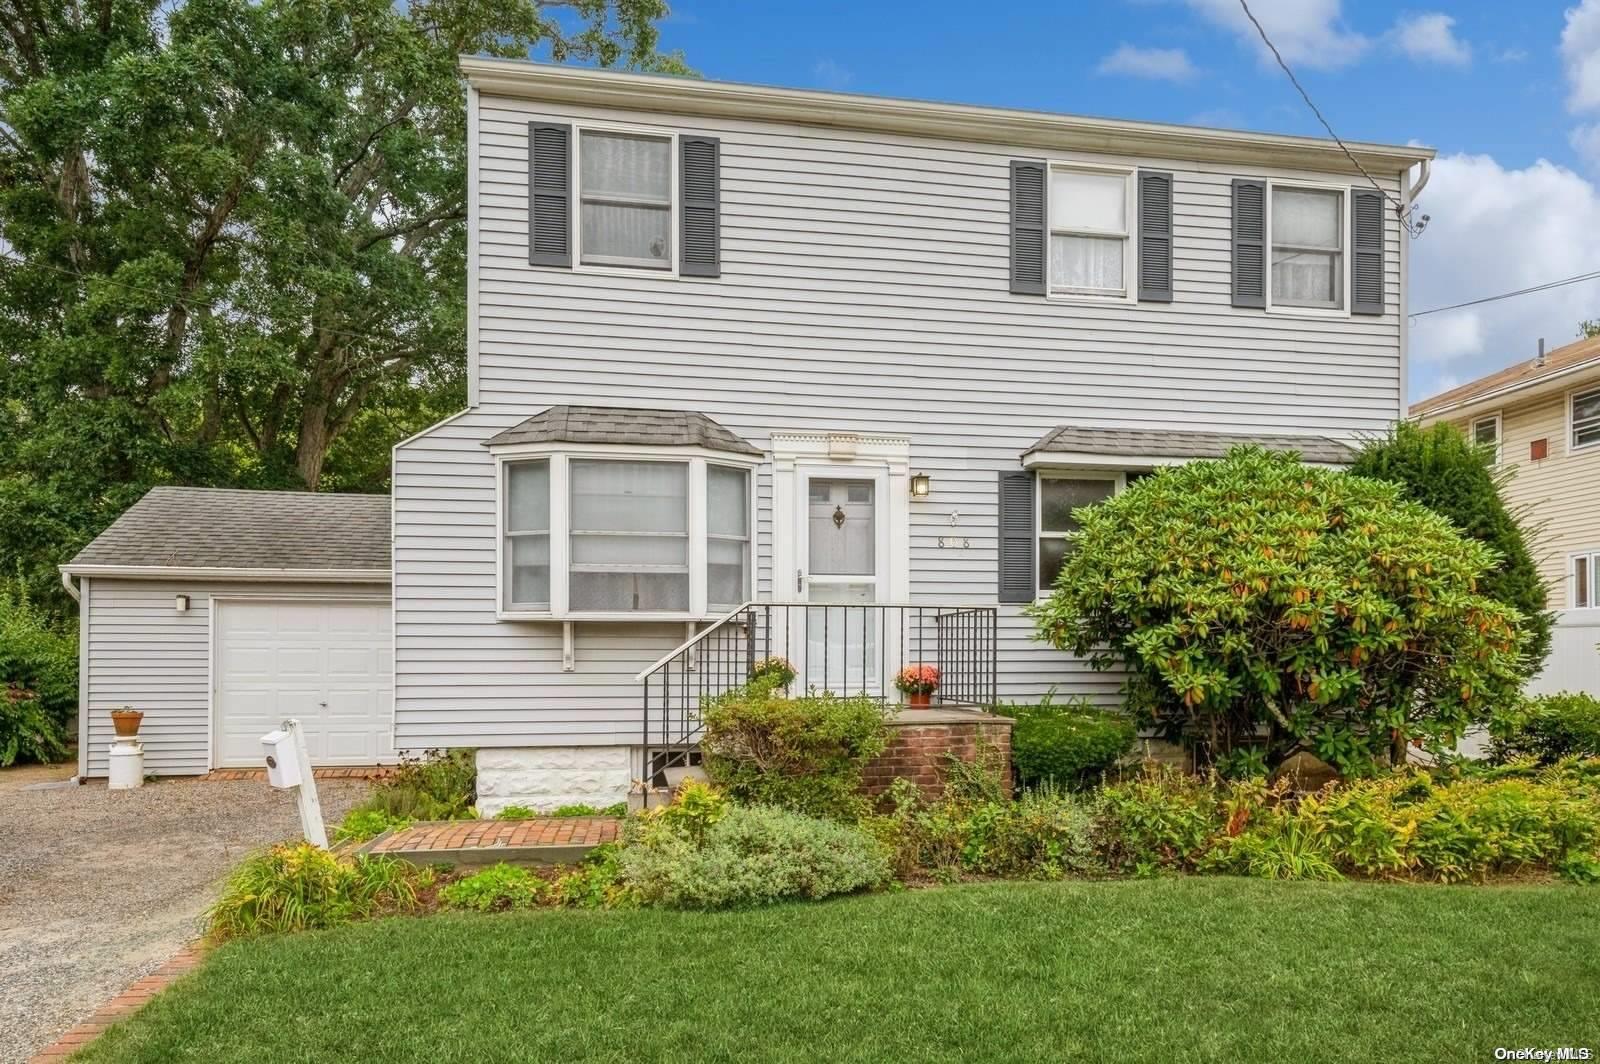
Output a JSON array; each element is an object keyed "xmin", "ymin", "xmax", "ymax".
[
  {"xmin": 485, "ymin": 405, "xmax": 761, "ymax": 456},
  {"xmin": 1022, "ymin": 425, "xmax": 1354, "ymax": 467}
]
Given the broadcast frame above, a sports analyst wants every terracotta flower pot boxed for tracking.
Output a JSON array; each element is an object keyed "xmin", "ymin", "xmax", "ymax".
[
  {"xmin": 907, "ymin": 691, "xmax": 932, "ymax": 707},
  {"xmin": 110, "ymin": 708, "xmax": 144, "ymax": 738}
]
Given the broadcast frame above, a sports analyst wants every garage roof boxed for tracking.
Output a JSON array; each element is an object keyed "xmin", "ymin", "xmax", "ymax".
[{"xmin": 64, "ymin": 487, "xmax": 391, "ymax": 576}]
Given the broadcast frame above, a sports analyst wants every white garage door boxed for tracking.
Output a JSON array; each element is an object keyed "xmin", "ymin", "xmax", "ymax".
[{"xmin": 214, "ymin": 599, "xmax": 393, "ymax": 768}]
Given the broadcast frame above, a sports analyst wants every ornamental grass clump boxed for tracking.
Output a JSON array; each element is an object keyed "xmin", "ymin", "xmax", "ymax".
[
  {"xmin": 1029, "ymin": 447, "xmax": 1528, "ymax": 773},
  {"xmin": 208, "ymin": 844, "xmax": 427, "ymax": 940}
]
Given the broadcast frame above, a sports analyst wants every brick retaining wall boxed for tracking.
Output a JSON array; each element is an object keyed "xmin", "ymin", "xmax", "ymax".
[{"xmin": 862, "ymin": 713, "xmax": 1013, "ymax": 800}]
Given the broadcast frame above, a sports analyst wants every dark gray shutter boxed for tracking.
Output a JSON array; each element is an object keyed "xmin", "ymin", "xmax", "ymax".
[
  {"xmin": 680, "ymin": 134, "xmax": 720, "ymax": 277},
  {"xmin": 1010, "ymin": 160, "xmax": 1047, "ymax": 295},
  {"xmin": 1350, "ymin": 189, "xmax": 1384, "ymax": 315},
  {"xmin": 1231, "ymin": 178, "xmax": 1266, "ymax": 308},
  {"xmin": 1138, "ymin": 170, "xmax": 1174, "ymax": 302},
  {"xmin": 528, "ymin": 122, "xmax": 571, "ymax": 267},
  {"xmin": 997, "ymin": 470, "xmax": 1037, "ymax": 603}
]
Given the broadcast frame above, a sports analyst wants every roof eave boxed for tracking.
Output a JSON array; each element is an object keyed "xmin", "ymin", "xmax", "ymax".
[
  {"xmin": 1021, "ymin": 449, "xmax": 1349, "ymax": 471},
  {"xmin": 58, "ymin": 564, "xmax": 392, "ymax": 583},
  {"xmin": 1411, "ymin": 356, "xmax": 1600, "ymax": 421},
  {"xmin": 458, "ymin": 57, "xmax": 1434, "ymax": 173}
]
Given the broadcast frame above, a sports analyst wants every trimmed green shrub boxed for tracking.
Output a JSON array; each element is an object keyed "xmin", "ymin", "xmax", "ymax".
[
  {"xmin": 620, "ymin": 802, "xmax": 890, "ymax": 909},
  {"xmin": 702, "ymin": 684, "xmax": 889, "ymax": 820},
  {"xmin": 0, "ymin": 581, "xmax": 77, "ymax": 766},
  {"xmin": 1490, "ymin": 693, "xmax": 1600, "ymax": 764},
  {"xmin": 1029, "ymin": 447, "xmax": 1527, "ymax": 773},
  {"xmin": 332, "ymin": 808, "xmax": 413, "ymax": 844},
  {"xmin": 207, "ymin": 844, "xmax": 427, "ymax": 939},
  {"xmin": 1000, "ymin": 695, "xmax": 1135, "ymax": 789},
  {"xmin": 440, "ymin": 864, "xmax": 546, "ymax": 912},
  {"xmin": 545, "ymin": 802, "xmax": 628, "ymax": 818},
  {"xmin": 1350, "ymin": 421, "xmax": 1553, "ymax": 680}
]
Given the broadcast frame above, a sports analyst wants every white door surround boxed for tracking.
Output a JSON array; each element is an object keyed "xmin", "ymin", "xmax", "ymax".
[
  {"xmin": 211, "ymin": 596, "xmax": 394, "ymax": 768},
  {"xmin": 770, "ymin": 432, "xmax": 912, "ymax": 604}
]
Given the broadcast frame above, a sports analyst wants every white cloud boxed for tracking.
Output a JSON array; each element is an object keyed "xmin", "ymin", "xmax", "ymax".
[
  {"xmin": 1180, "ymin": 0, "xmax": 1368, "ymax": 70},
  {"xmin": 1096, "ymin": 45, "xmax": 1198, "ymax": 81},
  {"xmin": 812, "ymin": 58, "xmax": 853, "ymax": 92},
  {"xmin": 1571, "ymin": 122, "xmax": 1600, "ymax": 170},
  {"xmin": 1562, "ymin": 0, "xmax": 1600, "ymax": 112},
  {"xmin": 1390, "ymin": 13, "xmax": 1471, "ymax": 66},
  {"xmin": 1409, "ymin": 153, "xmax": 1600, "ymax": 401}
]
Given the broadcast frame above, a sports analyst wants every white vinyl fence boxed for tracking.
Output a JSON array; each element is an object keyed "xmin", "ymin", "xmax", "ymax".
[{"xmin": 1527, "ymin": 611, "xmax": 1600, "ymax": 697}]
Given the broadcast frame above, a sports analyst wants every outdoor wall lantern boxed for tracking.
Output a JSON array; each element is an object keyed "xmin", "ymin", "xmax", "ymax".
[
  {"xmin": 174, "ymin": 594, "xmax": 190, "ymax": 614},
  {"xmin": 910, "ymin": 473, "xmax": 932, "ymax": 498}
]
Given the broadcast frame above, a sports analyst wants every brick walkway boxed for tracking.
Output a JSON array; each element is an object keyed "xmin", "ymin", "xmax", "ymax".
[
  {"xmin": 30, "ymin": 945, "xmax": 205, "ymax": 1063},
  {"xmin": 368, "ymin": 817, "xmax": 619, "ymax": 855},
  {"xmin": 200, "ymin": 765, "xmax": 394, "ymax": 782}
]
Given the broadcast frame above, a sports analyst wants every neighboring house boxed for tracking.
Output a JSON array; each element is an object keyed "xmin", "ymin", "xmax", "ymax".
[
  {"xmin": 63, "ymin": 59, "xmax": 1432, "ymax": 806},
  {"xmin": 1412, "ymin": 334, "xmax": 1600, "ymax": 696}
]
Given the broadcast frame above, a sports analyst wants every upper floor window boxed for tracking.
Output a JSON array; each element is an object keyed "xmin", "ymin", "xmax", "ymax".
[
  {"xmin": 578, "ymin": 130, "xmax": 672, "ymax": 270},
  {"xmin": 1472, "ymin": 413, "xmax": 1501, "ymax": 463},
  {"xmin": 1270, "ymin": 186, "xmax": 1344, "ymax": 310},
  {"xmin": 1049, "ymin": 168, "xmax": 1132, "ymax": 299},
  {"xmin": 1037, "ymin": 473, "xmax": 1121, "ymax": 593},
  {"xmin": 1573, "ymin": 388, "xmax": 1600, "ymax": 451},
  {"xmin": 500, "ymin": 452, "xmax": 752, "ymax": 618}
]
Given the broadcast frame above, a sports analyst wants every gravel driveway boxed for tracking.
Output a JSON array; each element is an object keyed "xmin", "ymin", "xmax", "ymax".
[{"xmin": 0, "ymin": 777, "xmax": 370, "ymax": 1063}]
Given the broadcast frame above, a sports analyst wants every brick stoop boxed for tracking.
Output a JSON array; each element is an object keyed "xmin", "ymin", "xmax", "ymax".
[
  {"xmin": 358, "ymin": 817, "xmax": 622, "ymax": 867},
  {"xmin": 862, "ymin": 708, "xmax": 1014, "ymax": 800},
  {"xmin": 30, "ymin": 944, "xmax": 206, "ymax": 1063},
  {"xmin": 200, "ymin": 765, "xmax": 396, "ymax": 782}
]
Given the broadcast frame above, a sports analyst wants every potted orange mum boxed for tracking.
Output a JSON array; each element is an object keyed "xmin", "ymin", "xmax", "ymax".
[{"xmin": 894, "ymin": 664, "xmax": 940, "ymax": 707}]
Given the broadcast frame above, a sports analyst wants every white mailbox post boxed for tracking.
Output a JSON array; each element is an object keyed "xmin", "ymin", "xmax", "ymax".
[{"xmin": 260, "ymin": 719, "xmax": 328, "ymax": 848}]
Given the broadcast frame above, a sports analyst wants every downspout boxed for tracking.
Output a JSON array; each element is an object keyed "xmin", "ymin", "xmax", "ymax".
[
  {"xmin": 1410, "ymin": 158, "xmax": 1431, "ymax": 203},
  {"xmin": 61, "ymin": 568, "xmax": 81, "ymax": 602}
]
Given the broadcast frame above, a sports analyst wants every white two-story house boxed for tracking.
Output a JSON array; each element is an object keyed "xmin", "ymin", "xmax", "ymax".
[{"xmin": 64, "ymin": 58, "xmax": 1432, "ymax": 805}]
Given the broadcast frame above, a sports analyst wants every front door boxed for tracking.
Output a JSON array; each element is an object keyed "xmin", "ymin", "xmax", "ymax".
[{"xmin": 800, "ymin": 476, "xmax": 881, "ymax": 693}]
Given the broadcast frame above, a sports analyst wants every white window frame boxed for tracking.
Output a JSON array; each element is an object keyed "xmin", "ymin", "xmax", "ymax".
[
  {"xmin": 1571, "ymin": 549, "xmax": 1600, "ymax": 610},
  {"xmin": 706, "ymin": 462, "xmax": 754, "ymax": 613},
  {"xmin": 493, "ymin": 444, "xmax": 759, "ymax": 621},
  {"xmin": 1471, "ymin": 411, "xmax": 1502, "ymax": 464},
  {"xmin": 1570, "ymin": 386, "xmax": 1600, "ymax": 454},
  {"xmin": 1035, "ymin": 470, "xmax": 1126, "ymax": 598},
  {"xmin": 572, "ymin": 121, "xmax": 680, "ymax": 279},
  {"xmin": 1046, "ymin": 163, "xmax": 1137, "ymax": 305},
  {"xmin": 1264, "ymin": 179, "xmax": 1351, "ymax": 318}
]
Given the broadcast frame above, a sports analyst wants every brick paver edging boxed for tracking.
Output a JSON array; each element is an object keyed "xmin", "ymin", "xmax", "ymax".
[
  {"xmin": 30, "ymin": 943, "xmax": 206, "ymax": 1063},
  {"xmin": 359, "ymin": 817, "xmax": 622, "ymax": 867},
  {"xmin": 200, "ymin": 765, "xmax": 395, "ymax": 782}
]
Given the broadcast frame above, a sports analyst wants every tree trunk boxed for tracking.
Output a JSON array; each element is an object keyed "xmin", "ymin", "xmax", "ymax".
[{"xmin": 295, "ymin": 398, "xmax": 331, "ymax": 489}]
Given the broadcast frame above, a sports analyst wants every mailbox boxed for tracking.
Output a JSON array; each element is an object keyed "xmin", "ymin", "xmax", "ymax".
[{"xmin": 261, "ymin": 728, "xmax": 303, "ymax": 789}]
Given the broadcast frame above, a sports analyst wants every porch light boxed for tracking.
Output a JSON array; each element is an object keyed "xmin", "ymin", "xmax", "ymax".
[
  {"xmin": 174, "ymin": 594, "xmax": 190, "ymax": 614},
  {"xmin": 910, "ymin": 473, "xmax": 932, "ymax": 498}
]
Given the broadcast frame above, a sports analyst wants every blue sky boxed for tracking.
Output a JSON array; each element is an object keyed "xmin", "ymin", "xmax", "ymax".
[{"xmin": 650, "ymin": 1, "xmax": 1600, "ymax": 404}]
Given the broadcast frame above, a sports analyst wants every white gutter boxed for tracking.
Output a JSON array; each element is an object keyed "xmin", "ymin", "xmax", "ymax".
[
  {"xmin": 60, "ymin": 569, "xmax": 80, "ymax": 602},
  {"xmin": 459, "ymin": 57, "xmax": 1435, "ymax": 174},
  {"xmin": 58, "ymin": 564, "xmax": 391, "ymax": 583}
]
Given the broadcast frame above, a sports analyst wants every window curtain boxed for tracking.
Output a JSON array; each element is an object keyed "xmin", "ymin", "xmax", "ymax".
[{"xmin": 580, "ymin": 132, "xmax": 671, "ymax": 266}]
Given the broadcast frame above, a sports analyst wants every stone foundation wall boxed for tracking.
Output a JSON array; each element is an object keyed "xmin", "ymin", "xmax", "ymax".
[
  {"xmin": 475, "ymin": 747, "xmax": 632, "ymax": 816},
  {"xmin": 861, "ymin": 716, "xmax": 1013, "ymax": 801}
]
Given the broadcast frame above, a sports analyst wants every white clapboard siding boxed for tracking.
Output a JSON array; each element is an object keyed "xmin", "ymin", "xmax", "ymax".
[
  {"xmin": 391, "ymin": 90, "xmax": 1407, "ymax": 751},
  {"xmin": 81, "ymin": 579, "xmax": 390, "ymax": 777}
]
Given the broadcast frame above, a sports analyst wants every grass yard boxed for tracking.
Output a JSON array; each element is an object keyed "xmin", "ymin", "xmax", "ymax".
[{"xmin": 78, "ymin": 878, "xmax": 1597, "ymax": 1064}]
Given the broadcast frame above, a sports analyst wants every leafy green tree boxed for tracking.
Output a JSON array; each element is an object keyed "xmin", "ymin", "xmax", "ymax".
[
  {"xmin": 1349, "ymin": 420, "xmax": 1552, "ymax": 680},
  {"xmin": 1029, "ymin": 448, "xmax": 1527, "ymax": 774},
  {"xmin": 0, "ymin": 0, "xmax": 686, "ymax": 617}
]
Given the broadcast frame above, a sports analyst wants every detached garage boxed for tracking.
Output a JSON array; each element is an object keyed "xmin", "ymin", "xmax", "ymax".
[{"xmin": 61, "ymin": 487, "xmax": 393, "ymax": 778}]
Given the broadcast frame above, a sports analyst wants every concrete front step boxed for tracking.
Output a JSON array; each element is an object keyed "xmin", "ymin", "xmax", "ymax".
[{"xmin": 355, "ymin": 817, "xmax": 621, "ymax": 867}]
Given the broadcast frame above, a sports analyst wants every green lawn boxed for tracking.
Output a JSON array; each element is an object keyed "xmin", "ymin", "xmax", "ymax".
[{"xmin": 79, "ymin": 878, "xmax": 1597, "ymax": 1064}]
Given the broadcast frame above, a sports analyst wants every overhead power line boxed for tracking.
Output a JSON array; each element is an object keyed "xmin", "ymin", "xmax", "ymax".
[
  {"xmin": 1236, "ymin": 0, "xmax": 1424, "ymax": 237},
  {"xmin": 1410, "ymin": 269, "xmax": 1600, "ymax": 319}
]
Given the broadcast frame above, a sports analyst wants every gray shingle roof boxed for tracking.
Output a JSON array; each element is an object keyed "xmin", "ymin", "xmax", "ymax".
[
  {"xmin": 1023, "ymin": 426, "xmax": 1355, "ymax": 465},
  {"xmin": 484, "ymin": 405, "xmax": 763, "ymax": 456},
  {"xmin": 66, "ymin": 487, "xmax": 391, "ymax": 572}
]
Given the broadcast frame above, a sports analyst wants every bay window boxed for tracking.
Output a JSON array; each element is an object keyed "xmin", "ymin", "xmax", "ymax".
[{"xmin": 499, "ymin": 452, "xmax": 753, "ymax": 618}]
